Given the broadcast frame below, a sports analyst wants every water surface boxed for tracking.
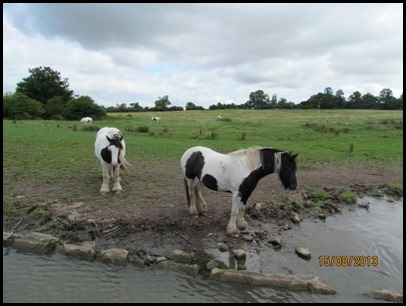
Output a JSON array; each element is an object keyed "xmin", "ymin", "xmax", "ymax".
[{"xmin": 3, "ymin": 197, "xmax": 403, "ymax": 303}]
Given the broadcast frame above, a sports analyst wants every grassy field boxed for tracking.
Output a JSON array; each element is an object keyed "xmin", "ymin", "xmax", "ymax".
[{"xmin": 3, "ymin": 109, "xmax": 403, "ymax": 187}]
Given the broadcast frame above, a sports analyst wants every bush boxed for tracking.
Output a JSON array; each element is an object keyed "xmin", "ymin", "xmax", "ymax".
[
  {"xmin": 63, "ymin": 95, "xmax": 106, "ymax": 120},
  {"xmin": 137, "ymin": 126, "xmax": 149, "ymax": 133},
  {"xmin": 3, "ymin": 93, "xmax": 45, "ymax": 119}
]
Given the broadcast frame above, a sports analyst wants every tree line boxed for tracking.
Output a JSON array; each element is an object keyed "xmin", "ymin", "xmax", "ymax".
[{"xmin": 3, "ymin": 66, "xmax": 403, "ymax": 120}]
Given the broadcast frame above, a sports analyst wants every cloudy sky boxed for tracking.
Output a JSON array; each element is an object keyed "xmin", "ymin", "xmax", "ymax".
[{"xmin": 3, "ymin": 3, "xmax": 403, "ymax": 108}]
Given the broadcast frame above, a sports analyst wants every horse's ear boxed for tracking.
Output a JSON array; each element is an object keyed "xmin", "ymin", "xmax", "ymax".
[
  {"xmin": 120, "ymin": 136, "xmax": 123, "ymax": 141},
  {"xmin": 106, "ymin": 135, "xmax": 112, "ymax": 143},
  {"xmin": 292, "ymin": 153, "xmax": 298, "ymax": 159}
]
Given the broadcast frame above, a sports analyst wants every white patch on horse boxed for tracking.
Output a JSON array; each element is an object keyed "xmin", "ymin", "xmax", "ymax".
[
  {"xmin": 151, "ymin": 116, "xmax": 161, "ymax": 122},
  {"xmin": 180, "ymin": 146, "xmax": 298, "ymax": 237},
  {"xmin": 94, "ymin": 127, "xmax": 130, "ymax": 195}
]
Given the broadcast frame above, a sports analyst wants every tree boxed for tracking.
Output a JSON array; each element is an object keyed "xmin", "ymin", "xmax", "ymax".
[
  {"xmin": 324, "ymin": 87, "xmax": 333, "ymax": 95},
  {"xmin": 271, "ymin": 94, "xmax": 278, "ymax": 108},
  {"xmin": 347, "ymin": 91, "xmax": 362, "ymax": 109},
  {"xmin": 335, "ymin": 89, "xmax": 345, "ymax": 108},
  {"xmin": 185, "ymin": 102, "xmax": 197, "ymax": 110},
  {"xmin": 185, "ymin": 101, "xmax": 204, "ymax": 110},
  {"xmin": 360, "ymin": 93, "xmax": 378, "ymax": 109},
  {"xmin": 379, "ymin": 88, "xmax": 393, "ymax": 102},
  {"xmin": 245, "ymin": 90, "xmax": 270, "ymax": 109},
  {"xmin": 129, "ymin": 102, "xmax": 144, "ymax": 112},
  {"xmin": 16, "ymin": 66, "xmax": 75, "ymax": 104},
  {"xmin": 154, "ymin": 95, "xmax": 171, "ymax": 110},
  {"xmin": 63, "ymin": 95, "xmax": 106, "ymax": 120}
]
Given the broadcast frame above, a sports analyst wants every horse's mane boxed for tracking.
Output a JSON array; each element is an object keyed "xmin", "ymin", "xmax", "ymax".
[
  {"xmin": 228, "ymin": 146, "xmax": 284, "ymax": 172},
  {"xmin": 228, "ymin": 147, "xmax": 264, "ymax": 171}
]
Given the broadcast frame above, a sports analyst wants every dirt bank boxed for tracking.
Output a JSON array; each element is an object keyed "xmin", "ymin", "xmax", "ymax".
[{"xmin": 3, "ymin": 161, "xmax": 403, "ymax": 257}]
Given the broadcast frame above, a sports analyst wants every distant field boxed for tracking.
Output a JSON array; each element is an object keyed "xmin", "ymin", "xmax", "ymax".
[{"xmin": 3, "ymin": 109, "xmax": 403, "ymax": 186}]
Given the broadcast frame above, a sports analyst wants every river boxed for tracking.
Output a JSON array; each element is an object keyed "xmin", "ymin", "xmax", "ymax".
[{"xmin": 3, "ymin": 196, "xmax": 403, "ymax": 303}]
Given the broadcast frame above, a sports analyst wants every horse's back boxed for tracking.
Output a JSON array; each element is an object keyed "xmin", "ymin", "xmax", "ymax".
[
  {"xmin": 181, "ymin": 146, "xmax": 215, "ymax": 160},
  {"xmin": 181, "ymin": 146, "xmax": 224, "ymax": 176}
]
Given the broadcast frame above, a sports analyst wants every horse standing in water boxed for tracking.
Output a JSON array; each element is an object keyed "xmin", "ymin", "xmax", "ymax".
[
  {"xmin": 95, "ymin": 127, "xmax": 130, "ymax": 195},
  {"xmin": 180, "ymin": 146, "xmax": 298, "ymax": 237}
]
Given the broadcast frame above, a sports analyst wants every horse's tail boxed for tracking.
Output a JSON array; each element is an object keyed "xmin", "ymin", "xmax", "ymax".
[
  {"xmin": 184, "ymin": 178, "xmax": 190, "ymax": 207},
  {"xmin": 119, "ymin": 152, "xmax": 131, "ymax": 170}
]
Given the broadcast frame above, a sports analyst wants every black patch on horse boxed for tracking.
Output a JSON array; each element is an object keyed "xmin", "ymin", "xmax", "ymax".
[
  {"xmin": 238, "ymin": 168, "xmax": 267, "ymax": 204},
  {"xmin": 101, "ymin": 147, "xmax": 112, "ymax": 163},
  {"xmin": 237, "ymin": 148, "xmax": 282, "ymax": 204},
  {"xmin": 202, "ymin": 174, "xmax": 218, "ymax": 191},
  {"xmin": 185, "ymin": 151, "xmax": 205, "ymax": 180}
]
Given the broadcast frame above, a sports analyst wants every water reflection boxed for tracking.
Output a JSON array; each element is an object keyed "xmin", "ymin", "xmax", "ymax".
[{"xmin": 3, "ymin": 197, "xmax": 403, "ymax": 303}]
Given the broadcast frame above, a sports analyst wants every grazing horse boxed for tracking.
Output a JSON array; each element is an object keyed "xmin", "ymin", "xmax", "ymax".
[
  {"xmin": 180, "ymin": 146, "xmax": 298, "ymax": 237},
  {"xmin": 151, "ymin": 116, "xmax": 162, "ymax": 122},
  {"xmin": 80, "ymin": 117, "xmax": 93, "ymax": 125},
  {"xmin": 94, "ymin": 127, "xmax": 130, "ymax": 195}
]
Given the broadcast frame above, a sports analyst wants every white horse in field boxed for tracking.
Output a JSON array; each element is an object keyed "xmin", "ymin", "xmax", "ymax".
[
  {"xmin": 151, "ymin": 116, "xmax": 161, "ymax": 122},
  {"xmin": 80, "ymin": 117, "xmax": 93, "ymax": 125},
  {"xmin": 94, "ymin": 127, "xmax": 130, "ymax": 195},
  {"xmin": 180, "ymin": 146, "xmax": 298, "ymax": 237}
]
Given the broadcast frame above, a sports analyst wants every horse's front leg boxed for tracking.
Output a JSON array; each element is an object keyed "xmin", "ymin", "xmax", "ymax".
[
  {"xmin": 111, "ymin": 165, "xmax": 122, "ymax": 194},
  {"xmin": 226, "ymin": 192, "xmax": 241, "ymax": 237},
  {"xmin": 236, "ymin": 203, "xmax": 248, "ymax": 230},
  {"xmin": 100, "ymin": 163, "xmax": 110, "ymax": 195},
  {"xmin": 195, "ymin": 182, "xmax": 207, "ymax": 215}
]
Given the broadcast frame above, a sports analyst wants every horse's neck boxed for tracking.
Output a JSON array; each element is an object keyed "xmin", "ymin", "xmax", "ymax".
[{"xmin": 260, "ymin": 149, "xmax": 281, "ymax": 175}]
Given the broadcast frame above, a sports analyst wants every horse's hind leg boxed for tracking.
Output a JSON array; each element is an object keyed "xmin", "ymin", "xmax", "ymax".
[
  {"xmin": 195, "ymin": 182, "xmax": 207, "ymax": 215},
  {"xmin": 186, "ymin": 178, "xmax": 199, "ymax": 216}
]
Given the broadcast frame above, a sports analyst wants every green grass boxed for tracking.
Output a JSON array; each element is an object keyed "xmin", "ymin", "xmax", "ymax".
[
  {"xmin": 3, "ymin": 109, "xmax": 403, "ymax": 187},
  {"xmin": 386, "ymin": 182, "xmax": 403, "ymax": 197},
  {"xmin": 340, "ymin": 188, "xmax": 357, "ymax": 204}
]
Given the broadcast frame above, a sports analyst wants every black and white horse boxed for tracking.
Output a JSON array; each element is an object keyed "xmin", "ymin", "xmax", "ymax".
[
  {"xmin": 80, "ymin": 117, "xmax": 93, "ymax": 125},
  {"xmin": 94, "ymin": 127, "xmax": 130, "ymax": 195},
  {"xmin": 151, "ymin": 116, "xmax": 162, "ymax": 122},
  {"xmin": 180, "ymin": 146, "xmax": 298, "ymax": 237}
]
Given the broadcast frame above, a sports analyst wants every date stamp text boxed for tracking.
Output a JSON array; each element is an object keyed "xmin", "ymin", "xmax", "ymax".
[{"xmin": 318, "ymin": 255, "xmax": 379, "ymax": 267}]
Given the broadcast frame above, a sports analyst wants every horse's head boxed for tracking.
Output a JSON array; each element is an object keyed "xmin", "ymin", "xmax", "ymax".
[
  {"xmin": 106, "ymin": 130, "xmax": 124, "ymax": 167},
  {"xmin": 106, "ymin": 132, "xmax": 124, "ymax": 150},
  {"xmin": 279, "ymin": 152, "xmax": 298, "ymax": 190}
]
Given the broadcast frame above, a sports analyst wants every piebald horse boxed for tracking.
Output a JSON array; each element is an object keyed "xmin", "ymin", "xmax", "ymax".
[
  {"xmin": 94, "ymin": 127, "xmax": 130, "ymax": 195},
  {"xmin": 180, "ymin": 146, "xmax": 298, "ymax": 237}
]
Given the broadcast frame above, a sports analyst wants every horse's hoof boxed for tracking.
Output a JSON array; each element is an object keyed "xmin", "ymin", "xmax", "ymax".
[
  {"xmin": 114, "ymin": 190, "xmax": 122, "ymax": 194},
  {"xmin": 237, "ymin": 222, "xmax": 248, "ymax": 230},
  {"xmin": 100, "ymin": 191, "xmax": 109, "ymax": 196},
  {"xmin": 227, "ymin": 229, "xmax": 240, "ymax": 238}
]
